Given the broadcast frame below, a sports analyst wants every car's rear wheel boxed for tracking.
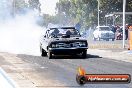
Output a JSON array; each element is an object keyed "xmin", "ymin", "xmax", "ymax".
[
  {"xmin": 48, "ymin": 51, "xmax": 53, "ymax": 59},
  {"xmin": 82, "ymin": 50, "xmax": 87, "ymax": 58}
]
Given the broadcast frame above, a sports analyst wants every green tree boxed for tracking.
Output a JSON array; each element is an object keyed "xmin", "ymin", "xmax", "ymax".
[
  {"xmin": 56, "ymin": 0, "xmax": 97, "ymax": 29},
  {"xmin": 28, "ymin": 0, "xmax": 41, "ymax": 12},
  {"xmin": 14, "ymin": 0, "xmax": 28, "ymax": 14},
  {"xmin": 42, "ymin": 14, "xmax": 60, "ymax": 27},
  {"xmin": 55, "ymin": 0, "xmax": 132, "ymax": 29}
]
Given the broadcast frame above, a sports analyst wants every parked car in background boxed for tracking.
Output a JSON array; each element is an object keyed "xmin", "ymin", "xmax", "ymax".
[
  {"xmin": 40, "ymin": 27, "xmax": 88, "ymax": 59},
  {"xmin": 93, "ymin": 26, "xmax": 115, "ymax": 41}
]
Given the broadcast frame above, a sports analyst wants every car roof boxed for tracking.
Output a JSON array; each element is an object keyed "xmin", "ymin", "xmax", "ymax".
[
  {"xmin": 50, "ymin": 27, "xmax": 75, "ymax": 29},
  {"xmin": 96, "ymin": 26, "xmax": 109, "ymax": 28}
]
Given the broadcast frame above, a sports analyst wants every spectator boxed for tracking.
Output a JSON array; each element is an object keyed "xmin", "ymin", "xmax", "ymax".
[
  {"xmin": 125, "ymin": 24, "xmax": 129, "ymax": 40},
  {"xmin": 111, "ymin": 25, "xmax": 116, "ymax": 33}
]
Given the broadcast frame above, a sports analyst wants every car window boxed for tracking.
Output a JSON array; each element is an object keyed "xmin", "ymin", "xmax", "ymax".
[
  {"xmin": 99, "ymin": 27, "xmax": 110, "ymax": 31},
  {"xmin": 49, "ymin": 28, "xmax": 80, "ymax": 37}
]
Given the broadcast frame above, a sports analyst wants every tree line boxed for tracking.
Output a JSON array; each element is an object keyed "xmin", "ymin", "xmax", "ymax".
[
  {"xmin": 7, "ymin": 0, "xmax": 132, "ymax": 30},
  {"xmin": 11, "ymin": 0, "xmax": 41, "ymax": 15},
  {"xmin": 54, "ymin": 0, "xmax": 132, "ymax": 29}
]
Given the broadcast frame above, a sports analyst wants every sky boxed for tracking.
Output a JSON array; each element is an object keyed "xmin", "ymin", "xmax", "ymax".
[{"xmin": 40, "ymin": 0, "xmax": 59, "ymax": 16}]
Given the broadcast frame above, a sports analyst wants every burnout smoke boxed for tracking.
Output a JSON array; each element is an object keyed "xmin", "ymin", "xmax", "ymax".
[{"xmin": 0, "ymin": 9, "xmax": 44, "ymax": 56}]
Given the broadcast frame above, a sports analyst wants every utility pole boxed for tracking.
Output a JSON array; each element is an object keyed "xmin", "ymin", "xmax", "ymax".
[
  {"xmin": 106, "ymin": 17, "xmax": 107, "ymax": 26},
  {"xmin": 97, "ymin": 0, "xmax": 100, "ymax": 27},
  {"xmin": 12, "ymin": 0, "xmax": 15, "ymax": 17},
  {"xmin": 123, "ymin": 0, "xmax": 126, "ymax": 49},
  {"xmin": 58, "ymin": 0, "xmax": 61, "ymax": 25}
]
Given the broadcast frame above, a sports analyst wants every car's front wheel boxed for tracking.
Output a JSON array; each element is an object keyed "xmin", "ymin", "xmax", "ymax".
[
  {"xmin": 93, "ymin": 37, "xmax": 97, "ymax": 41},
  {"xmin": 40, "ymin": 46, "xmax": 47, "ymax": 57},
  {"xmin": 98, "ymin": 37, "xmax": 101, "ymax": 41},
  {"xmin": 82, "ymin": 50, "xmax": 87, "ymax": 58},
  {"xmin": 112, "ymin": 38, "xmax": 114, "ymax": 41},
  {"xmin": 48, "ymin": 51, "xmax": 53, "ymax": 59}
]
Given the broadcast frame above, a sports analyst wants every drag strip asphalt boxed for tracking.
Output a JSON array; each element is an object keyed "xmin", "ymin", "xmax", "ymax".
[{"xmin": 15, "ymin": 53, "xmax": 132, "ymax": 88}]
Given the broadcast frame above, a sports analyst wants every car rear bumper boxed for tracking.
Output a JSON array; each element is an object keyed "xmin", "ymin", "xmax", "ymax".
[
  {"xmin": 100, "ymin": 36, "xmax": 115, "ymax": 39},
  {"xmin": 101, "ymin": 37, "xmax": 114, "ymax": 39},
  {"xmin": 49, "ymin": 47, "xmax": 88, "ymax": 55}
]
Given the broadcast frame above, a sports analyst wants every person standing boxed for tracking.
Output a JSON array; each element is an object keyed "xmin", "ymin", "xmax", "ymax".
[
  {"xmin": 111, "ymin": 25, "xmax": 116, "ymax": 33},
  {"xmin": 125, "ymin": 24, "xmax": 129, "ymax": 40}
]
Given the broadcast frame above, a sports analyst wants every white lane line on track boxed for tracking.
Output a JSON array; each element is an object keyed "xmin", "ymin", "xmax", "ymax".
[{"xmin": 0, "ymin": 67, "xmax": 19, "ymax": 88}]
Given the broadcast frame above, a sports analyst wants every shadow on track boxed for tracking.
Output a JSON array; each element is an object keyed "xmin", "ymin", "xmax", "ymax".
[
  {"xmin": 17, "ymin": 54, "xmax": 102, "ymax": 59},
  {"xmin": 50, "ymin": 54, "xmax": 102, "ymax": 59},
  {"xmin": 87, "ymin": 54, "xmax": 102, "ymax": 59}
]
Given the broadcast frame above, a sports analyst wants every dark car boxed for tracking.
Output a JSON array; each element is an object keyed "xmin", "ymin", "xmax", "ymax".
[{"xmin": 40, "ymin": 27, "xmax": 88, "ymax": 59}]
